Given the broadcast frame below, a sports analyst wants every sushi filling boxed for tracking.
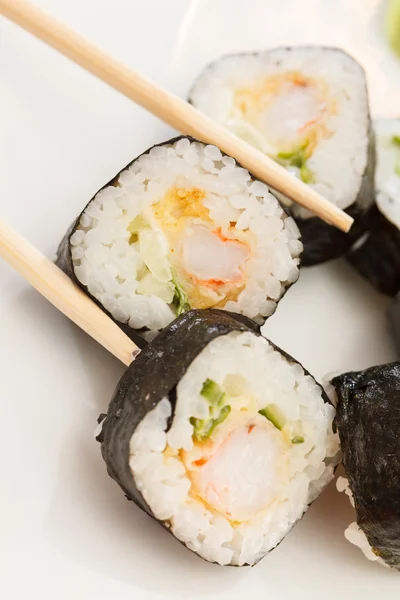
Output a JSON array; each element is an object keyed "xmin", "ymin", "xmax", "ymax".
[
  {"xmin": 129, "ymin": 331, "xmax": 339, "ymax": 566},
  {"xmin": 190, "ymin": 48, "xmax": 370, "ymax": 219},
  {"xmin": 336, "ymin": 477, "xmax": 388, "ymax": 567},
  {"xmin": 70, "ymin": 139, "xmax": 301, "ymax": 336},
  {"xmin": 375, "ymin": 120, "xmax": 400, "ymax": 228},
  {"xmin": 230, "ymin": 72, "xmax": 336, "ymax": 184}
]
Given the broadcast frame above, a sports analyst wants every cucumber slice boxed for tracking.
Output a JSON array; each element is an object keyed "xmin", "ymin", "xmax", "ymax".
[
  {"xmin": 191, "ymin": 405, "xmax": 231, "ymax": 442},
  {"xmin": 200, "ymin": 379, "xmax": 225, "ymax": 407},
  {"xmin": 258, "ymin": 404, "xmax": 286, "ymax": 430},
  {"xmin": 291, "ymin": 435, "xmax": 305, "ymax": 444},
  {"xmin": 172, "ymin": 277, "xmax": 191, "ymax": 316}
]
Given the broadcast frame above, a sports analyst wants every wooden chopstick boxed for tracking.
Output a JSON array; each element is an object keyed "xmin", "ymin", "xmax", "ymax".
[
  {"xmin": 0, "ymin": 219, "xmax": 139, "ymax": 366},
  {"xmin": 0, "ymin": 0, "xmax": 353, "ymax": 233}
]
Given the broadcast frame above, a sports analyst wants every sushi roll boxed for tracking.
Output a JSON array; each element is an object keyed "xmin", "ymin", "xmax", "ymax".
[
  {"xmin": 332, "ymin": 362, "xmax": 400, "ymax": 569},
  {"xmin": 100, "ymin": 309, "xmax": 339, "ymax": 566},
  {"xmin": 348, "ymin": 119, "xmax": 400, "ymax": 296},
  {"xmin": 189, "ymin": 47, "xmax": 375, "ymax": 265},
  {"xmin": 57, "ymin": 136, "xmax": 302, "ymax": 345}
]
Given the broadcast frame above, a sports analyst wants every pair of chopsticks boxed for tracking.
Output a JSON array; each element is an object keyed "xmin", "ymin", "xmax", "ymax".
[{"xmin": 0, "ymin": 0, "xmax": 353, "ymax": 366}]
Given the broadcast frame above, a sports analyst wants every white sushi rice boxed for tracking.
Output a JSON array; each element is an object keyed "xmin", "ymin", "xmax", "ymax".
[
  {"xmin": 71, "ymin": 139, "xmax": 302, "ymax": 335},
  {"xmin": 374, "ymin": 119, "xmax": 400, "ymax": 228},
  {"xmin": 129, "ymin": 331, "xmax": 339, "ymax": 566},
  {"xmin": 190, "ymin": 47, "xmax": 370, "ymax": 219},
  {"xmin": 336, "ymin": 476, "xmax": 388, "ymax": 568}
]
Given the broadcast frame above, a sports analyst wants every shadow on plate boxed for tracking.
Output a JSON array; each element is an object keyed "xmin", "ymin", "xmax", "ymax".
[{"xmin": 12, "ymin": 287, "xmax": 125, "ymax": 410}]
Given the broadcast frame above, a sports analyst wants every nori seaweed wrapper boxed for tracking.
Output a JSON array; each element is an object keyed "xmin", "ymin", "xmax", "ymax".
[
  {"xmin": 188, "ymin": 46, "xmax": 376, "ymax": 266},
  {"xmin": 332, "ymin": 362, "xmax": 400, "ymax": 569},
  {"xmin": 347, "ymin": 202, "xmax": 400, "ymax": 297},
  {"xmin": 56, "ymin": 135, "xmax": 300, "ymax": 346},
  {"xmin": 389, "ymin": 293, "xmax": 400, "ymax": 355},
  {"xmin": 100, "ymin": 308, "xmax": 331, "ymax": 565}
]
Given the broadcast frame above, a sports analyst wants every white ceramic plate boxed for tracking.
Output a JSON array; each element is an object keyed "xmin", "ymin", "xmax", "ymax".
[{"xmin": 1, "ymin": 1, "xmax": 399, "ymax": 598}]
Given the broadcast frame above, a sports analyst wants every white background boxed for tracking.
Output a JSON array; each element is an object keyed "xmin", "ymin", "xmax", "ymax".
[{"xmin": 1, "ymin": 1, "xmax": 399, "ymax": 598}]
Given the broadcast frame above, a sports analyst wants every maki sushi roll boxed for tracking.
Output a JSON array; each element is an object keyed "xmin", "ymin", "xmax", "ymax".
[
  {"xmin": 348, "ymin": 119, "xmax": 400, "ymax": 296},
  {"xmin": 100, "ymin": 309, "xmax": 339, "ymax": 566},
  {"xmin": 332, "ymin": 362, "xmax": 400, "ymax": 569},
  {"xmin": 189, "ymin": 47, "xmax": 375, "ymax": 265},
  {"xmin": 57, "ymin": 136, "xmax": 302, "ymax": 344}
]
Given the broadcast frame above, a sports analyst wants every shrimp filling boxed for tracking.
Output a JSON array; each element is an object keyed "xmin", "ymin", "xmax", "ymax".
[
  {"xmin": 129, "ymin": 331, "xmax": 339, "ymax": 566},
  {"xmin": 182, "ymin": 225, "xmax": 250, "ymax": 284},
  {"xmin": 230, "ymin": 72, "xmax": 335, "ymax": 174},
  {"xmin": 186, "ymin": 421, "xmax": 286, "ymax": 522}
]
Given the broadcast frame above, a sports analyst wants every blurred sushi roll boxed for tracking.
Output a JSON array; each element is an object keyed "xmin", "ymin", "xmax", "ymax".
[
  {"xmin": 100, "ymin": 309, "xmax": 339, "ymax": 566},
  {"xmin": 386, "ymin": 0, "xmax": 400, "ymax": 58},
  {"xmin": 389, "ymin": 293, "xmax": 400, "ymax": 355},
  {"xmin": 332, "ymin": 362, "xmax": 400, "ymax": 569},
  {"xmin": 189, "ymin": 47, "xmax": 375, "ymax": 265},
  {"xmin": 57, "ymin": 136, "xmax": 302, "ymax": 345},
  {"xmin": 348, "ymin": 119, "xmax": 400, "ymax": 296}
]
